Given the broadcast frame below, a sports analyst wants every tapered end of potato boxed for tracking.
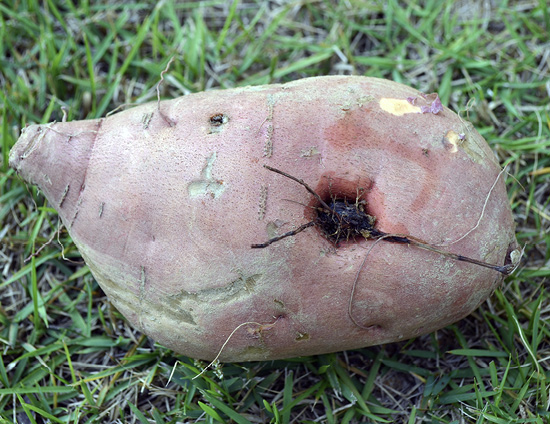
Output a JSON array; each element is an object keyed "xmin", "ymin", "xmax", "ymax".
[
  {"xmin": 10, "ymin": 120, "xmax": 101, "ymax": 223},
  {"xmin": 9, "ymin": 124, "xmax": 42, "ymax": 177}
]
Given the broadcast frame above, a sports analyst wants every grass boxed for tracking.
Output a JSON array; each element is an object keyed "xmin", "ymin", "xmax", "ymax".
[{"xmin": 1, "ymin": 0, "xmax": 549, "ymax": 422}]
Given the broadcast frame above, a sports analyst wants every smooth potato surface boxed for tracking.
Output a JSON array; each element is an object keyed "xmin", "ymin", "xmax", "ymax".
[{"xmin": 10, "ymin": 76, "xmax": 517, "ymax": 361}]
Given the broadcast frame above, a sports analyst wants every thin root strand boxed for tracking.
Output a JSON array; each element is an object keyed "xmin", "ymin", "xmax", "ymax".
[
  {"xmin": 251, "ymin": 221, "xmax": 315, "ymax": 248},
  {"xmin": 193, "ymin": 318, "xmax": 280, "ymax": 379},
  {"xmin": 156, "ymin": 57, "xmax": 176, "ymax": 127}
]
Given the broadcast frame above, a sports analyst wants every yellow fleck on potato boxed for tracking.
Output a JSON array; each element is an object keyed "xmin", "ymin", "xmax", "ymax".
[
  {"xmin": 444, "ymin": 130, "xmax": 462, "ymax": 153},
  {"xmin": 379, "ymin": 98, "xmax": 421, "ymax": 116}
]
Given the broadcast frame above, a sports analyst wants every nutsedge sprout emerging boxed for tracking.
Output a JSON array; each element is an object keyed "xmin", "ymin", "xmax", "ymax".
[{"xmin": 252, "ymin": 165, "xmax": 515, "ymax": 275}]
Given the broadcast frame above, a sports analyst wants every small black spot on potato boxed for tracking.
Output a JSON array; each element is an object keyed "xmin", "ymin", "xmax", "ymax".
[{"xmin": 210, "ymin": 114, "xmax": 228, "ymax": 126}]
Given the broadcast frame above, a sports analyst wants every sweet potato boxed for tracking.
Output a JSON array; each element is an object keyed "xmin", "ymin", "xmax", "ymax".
[{"xmin": 9, "ymin": 76, "xmax": 517, "ymax": 361}]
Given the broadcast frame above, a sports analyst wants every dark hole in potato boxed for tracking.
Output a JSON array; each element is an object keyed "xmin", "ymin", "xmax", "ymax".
[
  {"xmin": 315, "ymin": 196, "xmax": 386, "ymax": 245},
  {"xmin": 209, "ymin": 114, "xmax": 228, "ymax": 126}
]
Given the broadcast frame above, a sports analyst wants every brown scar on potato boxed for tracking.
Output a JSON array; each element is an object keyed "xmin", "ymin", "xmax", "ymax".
[
  {"xmin": 139, "ymin": 266, "xmax": 147, "ymax": 331},
  {"xmin": 295, "ymin": 332, "xmax": 310, "ymax": 341},
  {"xmin": 258, "ymin": 184, "xmax": 268, "ymax": 220},
  {"xmin": 59, "ymin": 183, "xmax": 70, "ymax": 207},
  {"xmin": 273, "ymin": 299, "xmax": 285, "ymax": 308},
  {"xmin": 299, "ymin": 146, "xmax": 320, "ymax": 158},
  {"xmin": 66, "ymin": 120, "xmax": 103, "ymax": 228},
  {"xmin": 179, "ymin": 273, "xmax": 260, "ymax": 304},
  {"xmin": 260, "ymin": 95, "xmax": 275, "ymax": 157},
  {"xmin": 68, "ymin": 188, "xmax": 84, "ymax": 229},
  {"xmin": 141, "ymin": 112, "xmax": 153, "ymax": 129}
]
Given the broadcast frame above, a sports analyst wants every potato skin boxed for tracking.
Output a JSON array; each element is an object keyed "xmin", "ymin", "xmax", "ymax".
[{"xmin": 10, "ymin": 76, "xmax": 517, "ymax": 361}]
